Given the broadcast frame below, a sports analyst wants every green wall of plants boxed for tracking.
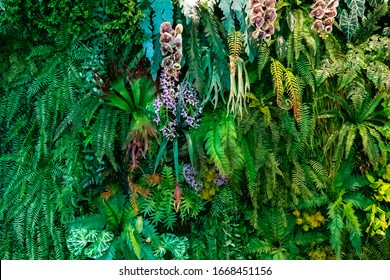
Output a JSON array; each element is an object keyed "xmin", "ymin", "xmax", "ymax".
[{"xmin": 0, "ymin": 0, "xmax": 390, "ymax": 260}]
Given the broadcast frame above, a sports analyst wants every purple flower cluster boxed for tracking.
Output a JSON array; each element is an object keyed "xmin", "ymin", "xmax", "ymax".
[
  {"xmin": 153, "ymin": 22, "xmax": 202, "ymax": 140},
  {"xmin": 179, "ymin": 82, "xmax": 202, "ymax": 129},
  {"xmin": 310, "ymin": 0, "xmax": 338, "ymax": 37},
  {"xmin": 160, "ymin": 120, "xmax": 178, "ymax": 140},
  {"xmin": 213, "ymin": 174, "xmax": 228, "ymax": 187},
  {"xmin": 183, "ymin": 164, "xmax": 203, "ymax": 192},
  {"xmin": 250, "ymin": 0, "xmax": 277, "ymax": 42},
  {"xmin": 154, "ymin": 76, "xmax": 202, "ymax": 139}
]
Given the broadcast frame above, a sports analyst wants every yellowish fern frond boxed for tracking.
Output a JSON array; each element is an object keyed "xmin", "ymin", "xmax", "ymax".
[
  {"xmin": 228, "ymin": 31, "xmax": 243, "ymax": 59},
  {"xmin": 270, "ymin": 58, "xmax": 286, "ymax": 109},
  {"xmin": 284, "ymin": 69, "xmax": 302, "ymax": 122},
  {"xmin": 228, "ymin": 31, "xmax": 243, "ymax": 75}
]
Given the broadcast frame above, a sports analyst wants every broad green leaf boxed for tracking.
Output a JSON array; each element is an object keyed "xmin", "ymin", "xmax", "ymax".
[
  {"xmin": 111, "ymin": 78, "xmax": 135, "ymax": 111},
  {"xmin": 130, "ymin": 79, "xmax": 141, "ymax": 109},
  {"xmin": 366, "ymin": 174, "xmax": 376, "ymax": 183},
  {"xmin": 105, "ymin": 94, "xmax": 132, "ymax": 112},
  {"xmin": 127, "ymin": 227, "xmax": 141, "ymax": 259},
  {"xmin": 339, "ymin": 9, "xmax": 359, "ymax": 41},
  {"xmin": 346, "ymin": 0, "xmax": 366, "ymax": 17}
]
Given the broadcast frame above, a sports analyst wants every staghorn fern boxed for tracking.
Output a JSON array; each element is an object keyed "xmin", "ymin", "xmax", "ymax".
[{"xmin": 227, "ymin": 31, "xmax": 250, "ymax": 119}]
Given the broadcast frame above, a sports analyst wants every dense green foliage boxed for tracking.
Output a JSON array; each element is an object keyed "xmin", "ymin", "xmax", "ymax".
[{"xmin": 1, "ymin": 0, "xmax": 390, "ymax": 260}]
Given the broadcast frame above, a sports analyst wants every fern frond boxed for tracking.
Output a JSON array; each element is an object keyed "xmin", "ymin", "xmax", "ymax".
[
  {"xmin": 353, "ymin": 0, "xmax": 388, "ymax": 44},
  {"xmin": 343, "ymin": 202, "xmax": 362, "ymax": 254},
  {"xmin": 92, "ymin": 107, "xmax": 119, "ymax": 170},
  {"xmin": 295, "ymin": 54, "xmax": 315, "ymax": 92},
  {"xmin": 292, "ymin": 9, "xmax": 304, "ymax": 61},
  {"xmin": 270, "ymin": 59, "xmax": 286, "ymax": 109},
  {"xmin": 228, "ymin": 30, "xmax": 243, "ymax": 60},
  {"xmin": 284, "ymin": 69, "xmax": 302, "ymax": 122},
  {"xmin": 258, "ymin": 44, "xmax": 270, "ymax": 79},
  {"xmin": 328, "ymin": 205, "xmax": 344, "ymax": 259}
]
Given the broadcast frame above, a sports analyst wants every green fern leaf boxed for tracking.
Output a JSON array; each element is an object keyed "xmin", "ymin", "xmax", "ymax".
[
  {"xmin": 200, "ymin": 7, "xmax": 227, "ymax": 62},
  {"xmin": 205, "ymin": 122, "xmax": 231, "ymax": 175},
  {"xmin": 343, "ymin": 202, "xmax": 362, "ymax": 254},
  {"xmin": 258, "ymin": 44, "xmax": 270, "ymax": 79},
  {"xmin": 127, "ymin": 226, "xmax": 141, "ymax": 259},
  {"xmin": 92, "ymin": 107, "xmax": 119, "ymax": 170},
  {"xmin": 292, "ymin": 10, "xmax": 303, "ymax": 60},
  {"xmin": 186, "ymin": 20, "xmax": 207, "ymax": 94},
  {"xmin": 328, "ymin": 205, "xmax": 344, "ymax": 259},
  {"xmin": 295, "ymin": 55, "xmax": 315, "ymax": 92}
]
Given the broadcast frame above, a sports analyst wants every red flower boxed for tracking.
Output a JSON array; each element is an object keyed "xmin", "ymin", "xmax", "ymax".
[
  {"xmin": 263, "ymin": 23, "xmax": 275, "ymax": 35},
  {"xmin": 173, "ymin": 51, "xmax": 182, "ymax": 64},
  {"xmin": 323, "ymin": 17, "xmax": 334, "ymax": 27},
  {"xmin": 175, "ymin": 24, "xmax": 183, "ymax": 35},
  {"xmin": 173, "ymin": 34, "xmax": 182, "ymax": 49},
  {"xmin": 250, "ymin": 0, "xmax": 263, "ymax": 5},
  {"xmin": 324, "ymin": 25, "xmax": 333, "ymax": 33},
  {"xmin": 264, "ymin": 33, "xmax": 272, "ymax": 42},
  {"xmin": 252, "ymin": 28, "xmax": 266, "ymax": 39},
  {"xmin": 162, "ymin": 57, "xmax": 174, "ymax": 68}
]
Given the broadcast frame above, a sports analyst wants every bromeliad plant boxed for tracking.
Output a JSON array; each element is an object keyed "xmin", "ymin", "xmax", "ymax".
[{"xmin": 105, "ymin": 76, "xmax": 158, "ymax": 171}]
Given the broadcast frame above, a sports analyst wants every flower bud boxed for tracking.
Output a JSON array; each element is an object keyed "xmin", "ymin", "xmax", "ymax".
[{"xmin": 160, "ymin": 22, "xmax": 173, "ymax": 34}]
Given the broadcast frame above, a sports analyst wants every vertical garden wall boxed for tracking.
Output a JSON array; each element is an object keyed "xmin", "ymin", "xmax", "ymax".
[{"xmin": 0, "ymin": 0, "xmax": 390, "ymax": 260}]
